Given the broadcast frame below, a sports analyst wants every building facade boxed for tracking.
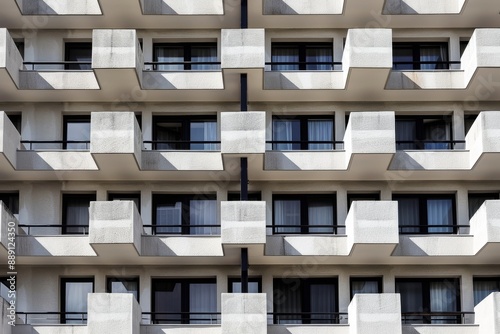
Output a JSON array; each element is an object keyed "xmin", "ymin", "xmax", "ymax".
[{"xmin": 1, "ymin": 0, "xmax": 500, "ymax": 333}]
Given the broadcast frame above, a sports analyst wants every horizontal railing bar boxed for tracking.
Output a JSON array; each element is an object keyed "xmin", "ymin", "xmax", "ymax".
[
  {"xmin": 143, "ymin": 140, "xmax": 220, "ymax": 144},
  {"xmin": 142, "ymin": 312, "xmax": 221, "ymax": 315},
  {"xmin": 266, "ymin": 225, "xmax": 345, "ymax": 228},
  {"xmin": 399, "ymin": 225, "xmax": 469, "ymax": 227},
  {"xmin": 266, "ymin": 141, "xmax": 344, "ymax": 144},
  {"xmin": 395, "ymin": 140, "xmax": 465, "ymax": 143},
  {"xmin": 265, "ymin": 62, "xmax": 342, "ymax": 65},
  {"xmin": 143, "ymin": 225, "xmax": 221, "ymax": 228},
  {"xmin": 393, "ymin": 61, "xmax": 461, "ymax": 65},
  {"xmin": 144, "ymin": 61, "xmax": 221, "ymax": 65}
]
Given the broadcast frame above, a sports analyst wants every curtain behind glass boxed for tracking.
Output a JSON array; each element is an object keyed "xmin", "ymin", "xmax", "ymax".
[
  {"xmin": 65, "ymin": 197, "xmax": 91, "ymax": 234},
  {"xmin": 190, "ymin": 199, "xmax": 217, "ymax": 235},
  {"xmin": 272, "ymin": 47, "xmax": 299, "ymax": 71},
  {"xmin": 110, "ymin": 280, "xmax": 139, "ymax": 301},
  {"xmin": 190, "ymin": 283, "xmax": 217, "ymax": 324},
  {"xmin": 190, "ymin": 122, "xmax": 217, "ymax": 150},
  {"xmin": 274, "ymin": 200, "xmax": 300, "ymax": 233},
  {"xmin": 274, "ymin": 280, "xmax": 302, "ymax": 324},
  {"xmin": 397, "ymin": 198, "xmax": 420, "ymax": 233},
  {"xmin": 65, "ymin": 282, "xmax": 92, "ymax": 324},
  {"xmin": 308, "ymin": 120, "xmax": 333, "ymax": 150},
  {"xmin": 423, "ymin": 119, "xmax": 451, "ymax": 149},
  {"xmin": 156, "ymin": 202, "xmax": 182, "ymax": 234},
  {"xmin": 395, "ymin": 120, "xmax": 417, "ymax": 150},
  {"xmin": 154, "ymin": 281, "xmax": 181, "ymax": 324},
  {"xmin": 310, "ymin": 284, "xmax": 336, "ymax": 323},
  {"xmin": 393, "ymin": 46, "xmax": 414, "ymax": 70},
  {"xmin": 430, "ymin": 281, "xmax": 458, "ymax": 324},
  {"xmin": 191, "ymin": 46, "xmax": 218, "ymax": 70},
  {"xmin": 351, "ymin": 280, "xmax": 380, "ymax": 295},
  {"xmin": 427, "ymin": 199, "xmax": 453, "ymax": 233},
  {"xmin": 66, "ymin": 121, "xmax": 90, "ymax": 150},
  {"xmin": 420, "ymin": 45, "xmax": 448, "ymax": 70},
  {"xmin": 155, "ymin": 122, "xmax": 182, "ymax": 150},
  {"xmin": 308, "ymin": 199, "xmax": 334, "ymax": 234},
  {"xmin": 156, "ymin": 46, "xmax": 183, "ymax": 71},
  {"xmin": 306, "ymin": 47, "xmax": 333, "ymax": 70},
  {"xmin": 273, "ymin": 120, "xmax": 300, "ymax": 150},
  {"xmin": 396, "ymin": 281, "xmax": 424, "ymax": 324},
  {"xmin": 473, "ymin": 280, "xmax": 500, "ymax": 306}
]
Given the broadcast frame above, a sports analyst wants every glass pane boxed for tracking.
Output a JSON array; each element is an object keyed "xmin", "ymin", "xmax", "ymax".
[
  {"xmin": 65, "ymin": 43, "xmax": 92, "ymax": 70},
  {"xmin": 396, "ymin": 281, "xmax": 424, "ymax": 324},
  {"xmin": 430, "ymin": 281, "xmax": 459, "ymax": 324},
  {"xmin": 66, "ymin": 121, "xmax": 90, "ymax": 150},
  {"xmin": 396, "ymin": 120, "xmax": 417, "ymax": 149},
  {"xmin": 272, "ymin": 46, "xmax": 299, "ymax": 71},
  {"xmin": 393, "ymin": 46, "xmax": 414, "ymax": 70},
  {"xmin": 306, "ymin": 47, "xmax": 333, "ymax": 70},
  {"xmin": 308, "ymin": 198, "xmax": 334, "ymax": 234},
  {"xmin": 64, "ymin": 281, "xmax": 92, "ymax": 324},
  {"xmin": 190, "ymin": 199, "xmax": 217, "ymax": 235},
  {"xmin": 189, "ymin": 283, "xmax": 217, "ymax": 324},
  {"xmin": 155, "ymin": 201, "xmax": 182, "ymax": 234},
  {"xmin": 191, "ymin": 46, "xmax": 218, "ymax": 70},
  {"xmin": 427, "ymin": 199, "xmax": 454, "ymax": 233},
  {"xmin": 110, "ymin": 279, "xmax": 139, "ymax": 301},
  {"xmin": 308, "ymin": 120, "xmax": 333, "ymax": 150},
  {"xmin": 351, "ymin": 280, "xmax": 380, "ymax": 295},
  {"xmin": 420, "ymin": 45, "xmax": 448, "ymax": 70},
  {"xmin": 423, "ymin": 119, "xmax": 451, "ymax": 149},
  {"xmin": 273, "ymin": 279, "xmax": 302, "ymax": 324},
  {"xmin": 190, "ymin": 122, "xmax": 217, "ymax": 150},
  {"xmin": 474, "ymin": 279, "xmax": 500, "ymax": 306},
  {"xmin": 469, "ymin": 194, "xmax": 498, "ymax": 219},
  {"xmin": 64, "ymin": 195, "xmax": 94, "ymax": 234},
  {"xmin": 155, "ymin": 121, "xmax": 182, "ymax": 150},
  {"xmin": 156, "ymin": 46, "xmax": 184, "ymax": 71},
  {"xmin": 310, "ymin": 283, "xmax": 336, "ymax": 323},
  {"xmin": 153, "ymin": 280, "xmax": 182, "ymax": 324},
  {"xmin": 274, "ymin": 200, "xmax": 301, "ymax": 233},
  {"xmin": 0, "ymin": 193, "xmax": 19, "ymax": 215},
  {"xmin": 231, "ymin": 281, "xmax": 260, "ymax": 293},
  {"xmin": 397, "ymin": 198, "xmax": 420, "ymax": 233},
  {"xmin": 272, "ymin": 119, "xmax": 300, "ymax": 150}
]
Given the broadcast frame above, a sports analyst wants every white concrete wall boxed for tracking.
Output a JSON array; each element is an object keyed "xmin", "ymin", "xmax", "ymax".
[
  {"xmin": 221, "ymin": 293, "xmax": 266, "ymax": 334},
  {"xmin": 344, "ymin": 111, "xmax": 396, "ymax": 155},
  {"xmin": 466, "ymin": 111, "xmax": 500, "ymax": 166},
  {"xmin": 92, "ymin": 30, "xmax": 140, "ymax": 69},
  {"xmin": 221, "ymin": 30, "xmax": 265, "ymax": 69},
  {"xmin": 470, "ymin": 200, "xmax": 500, "ymax": 254},
  {"xmin": 0, "ymin": 28, "xmax": 23, "ymax": 87},
  {"xmin": 475, "ymin": 292, "xmax": 500, "ymax": 334},
  {"xmin": 349, "ymin": 294, "xmax": 401, "ymax": 334},
  {"xmin": 462, "ymin": 29, "xmax": 500, "ymax": 86},
  {"xmin": 221, "ymin": 112, "xmax": 266, "ymax": 154},
  {"xmin": 343, "ymin": 29, "xmax": 393, "ymax": 70},
  {"xmin": 88, "ymin": 293, "xmax": 141, "ymax": 334},
  {"xmin": 221, "ymin": 201, "xmax": 266, "ymax": 245}
]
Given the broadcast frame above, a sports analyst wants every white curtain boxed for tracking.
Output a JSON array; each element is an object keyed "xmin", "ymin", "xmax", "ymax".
[
  {"xmin": 274, "ymin": 200, "xmax": 301, "ymax": 233},
  {"xmin": 308, "ymin": 120, "xmax": 333, "ymax": 150},
  {"xmin": 156, "ymin": 47, "xmax": 183, "ymax": 71},
  {"xmin": 306, "ymin": 48, "xmax": 333, "ymax": 70},
  {"xmin": 397, "ymin": 198, "xmax": 420, "ymax": 233},
  {"xmin": 473, "ymin": 280, "xmax": 500, "ymax": 306},
  {"xmin": 310, "ymin": 284, "xmax": 336, "ymax": 323},
  {"xmin": 65, "ymin": 282, "xmax": 92, "ymax": 323},
  {"xmin": 308, "ymin": 200, "xmax": 334, "ymax": 234},
  {"xmin": 351, "ymin": 281, "xmax": 380, "ymax": 295},
  {"xmin": 273, "ymin": 120, "xmax": 300, "ymax": 150},
  {"xmin": 190, "ymin": 283, "xmax": 217, "ymax": 323},
  {"xmin": 190, "ymin": 122, "xmax": 217, "ymax": 150},
  {"xmin": 427, "ymin": 199, "xmax": 453, "ymax": 233},
  {"xmin": 190, "ymin": 199, "xmax": 217, "ymax": 235},
  {"xmin": 156, "ymin": 202, "xmax": 182, "ymax": 234},
  {"xmin": 430, "ymin": 281, "xmax": 457, "ymax": 323},
  {"xmin": 191, "ymin": 46, "xmax": 218, "ymax": 70},
  {"xmin": 272, "ymin": 47, "xmax": 299, "ymax": 70},
  {"xmin": 396, "ymin": 120, "xmax": 417, "ymax": 150},
  {"xmin": 420, "ymin": 45, "xmax": 448, "ymax": 70}
]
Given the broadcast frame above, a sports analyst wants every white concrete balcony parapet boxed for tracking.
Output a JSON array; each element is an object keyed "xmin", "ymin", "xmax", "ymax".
[
  {"xmin": 0, "ymin": 28, "xmax": 23, "ymax": 89},
  {"xmin": 222, "ymin": 293, "xmax": 267, "ymax": 334},
  {"xmin": 221, "ymin": 29, "xmax": 265, "ymax": 70},
  {"xmin": 382, "ymin": 0, "xmax": 466, "ymax": 14},
  {"xmin": 0, "ymin": 111, "xmax": 21, "ymax": 171},
  {"xmin": 88, "ymin": 293, "xmax": 141, "ymax": 334},
  {"xmin": 14, "ymin": 0, "xmax": 101, "ymax": 15},
  {"xmin": 466, "ymin": 111, "xmax": 500, "ymax": 168},
  {"xmin": 90, "ymin": 111, "xmax": 142, "ymax": 173},
  {"xmin": 474, "ymin": 292, "xmax": 500, "ymax": 334},
  {"xmin": 89, "ymin": 201, "xmax": 143, "ymax": 257},
  {"xmin": 470, "ymin": 200, "xmax": 500, "ymax": 255},
  {"xmin": 221, "ymin": 201, "xmax": 266, "ymax": 246},
  {"xmin": 264, "ymin": 0, "xmax": 343, "ymax": 14},
  {"xmin": 348, "ymin": 294, "xmax": 402, "ymax": 334},
  {"xmin": 221, "ymin": 112, "xmax": 266, "ymax": 154},
  {"xmin": 141, "ymin": 0, "xmax": 224, "ymax": 15}
]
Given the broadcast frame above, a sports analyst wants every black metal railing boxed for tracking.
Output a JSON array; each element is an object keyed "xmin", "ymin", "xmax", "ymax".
[
  {"xmin": 143, "ymin": 140, "xmax": 221, "ymax": 151},
  {"xmin": 392, "ymin": 60, "xmax": 461, "ymax": 70},
  {"xmin": 398, "ymin": 224, "xmax": 469, "ymax": 235},
  {"xmin": 266, "ymin": 140, "xmax": 344, "ymax": 151},
  {"xmin": 266, "ymin": 224, "xmax": 346, "ymax": 235},
  {"xmin": 144, "ymin": 61, "xmax": 221, "ymax": 71},
  {"xmin": 401, "ymin": 311, "xmax": 473, "ymax": 325},
  {"xmin": 265, "ymin": 61, "xmax": 342, "ymax": 70},
  {"xmin": 268, "ymin": 312, "xmax": 348, "ymax": 324},
  {"xmin": 16, "ymin": 312, "xmax": 88, "ymax": 325},
  {"xmin": 23, "ymin": 61, "xmax": 92, "ymax": 71},
  {"xmin": 396, "ymin": 140, "xmax": 465, "ymax": 150},
  {"xmin": 21, "ymin": 140, "xmax": 91, "ymax": 150},
  {"xmin": 143, "ymin": 224, "xmax": 221, "ymax": 236},
  {"xmin": 142, "ymin": 312, "xmax": 221, "ymax": 325},
  {"xmin": 18, "ymin": 224, "xmax": 90, "ymax": 235}
]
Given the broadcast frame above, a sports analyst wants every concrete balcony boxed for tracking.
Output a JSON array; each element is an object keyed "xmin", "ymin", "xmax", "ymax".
[
  {"xmin": 0, "ymin": 111, "xmax": 20, "ymax": 172},
  {"xmin": 383, "ymin": 0, "xmax": 466, "ymax": 15},
  {"xmin": 221, "ymin": 112, "xmax": 266, "ymax": 155},
  {"xmin": 221, "ymin": 201, "xmax": 266, "ymax": 249},
  {"xmin": 222, "ymin": 293, "xmax": 267, "ymax": 334},
  {"xmin": 470, "ymin": 200, "xmax": 500, "ymax": 257},
  {"xmin": 0, "ymin": 201, "xmax": 18, "ymax": 260},
  {"xmin": 141, "ymin": 0, "xmax": 223, "ymax": 15},
  {"xmin": 13, "ymin": 0, "xmax": 101, "ymax": 15},
  {"xmin": 263, "ymin": 0, "xmax": 343, "ymax": 14}
]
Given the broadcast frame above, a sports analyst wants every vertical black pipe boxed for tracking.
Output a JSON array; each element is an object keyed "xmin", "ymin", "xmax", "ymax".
[
  {"xmin": 240, "ymin": 74, "xmax": 247, "ymax": 112},
  {"xmin": 241, "ymin": 248, "xmax": 249, "ymax": 293},
  {"xmin": 241, "ymin": 0, "xmax": 248, "ymax": 29},
  {"xmin": 240, "ymin": 158, "xmax": 248, "ymax": 201}
]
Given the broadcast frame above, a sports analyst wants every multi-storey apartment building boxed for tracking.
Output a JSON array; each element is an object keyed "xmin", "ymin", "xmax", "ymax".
[{"xmin": 1, "ymin": 0, "xmax": 500, "ymax": 333}]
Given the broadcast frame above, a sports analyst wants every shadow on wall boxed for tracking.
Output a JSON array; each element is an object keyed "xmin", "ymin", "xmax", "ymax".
[{"xmin": 382, "ymin": 0, "xmax": 419, "ymax": 15}]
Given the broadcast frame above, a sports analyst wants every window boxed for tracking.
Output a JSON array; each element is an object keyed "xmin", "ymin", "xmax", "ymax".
[
  {"xmin": 393, "ymin": 42, "xmax": 449, "ymax": 70},
  {"xmin": 271, "ymin": 43, "xmax": 333, "ymax": 70},
  {"xmin": 473, "ymin": 277, "xmax": 500, "ymax": 306},
  {"xmin": 468, "ymin": 193, "xmax": 499, "ymax": 219},
  {"xmin": 107, "ymin": 277, "xmax": 139, "ymax": 302},
  {"xmin": 108, "ymin": 193, "xmax": 141, "ymax": 213},
  {"xmin": 395, "ymin": 116, "xmax": 453, "ymax": 150},
  {"xmin": 396, "ymin": 278, "xmax": 461, "ymax": 324},
  {"xmin": 152, "ymin": 194, "xmax": 218, "ymax": 235},
  {"xmin": 0, "ymin": 192, "xmax": 19, "ymax": 215},
  {"xmin": 350, "ymin": 277, "xmax": 382, "ymax": 299},
  {"xmin": 272, "ymin": 194, "xmax": 336, "ymax": 234},
  {"xmin": 152, "ymin": 116, "xmax": 218, "ymax": 150},
  {"xmin": 460, "ymin": 40, "xmax": 469, "ymax": 57},
  {"xmin": 272, "ymin": 116, "xmax": 335, "ymax": 150},
  {"xmin": 273, "ymin": 277, "xmax": 339, "ymax": 324},
  {"xmin": 61, "ymin": 277, "xmax": 94, "ymax": 324},
  {"xmin": 347, "ymin": 193, "xmax": 380, "ymax": 210},
  {"xmin": 7, "ymin": 113, "xmax": 21, "ymax": 134},
  {"xmin": 63, "ymin": 116, "xmax": 91, "ymax": 150},
  {"xmin": 393, "ymin": 194, "xmax": 456, "ymax": 234},
  {"xmin": 65, "ymin": 43, "xmax": 92, "ymax": 70},
  {"xmin": 227, "ymin": 192, "xmax": 262, "ymax": 201},
  {"xmin": 62, "ymin": 194, "xmax": 95, "ymax": 234},
  {"xmin": 14, "ymin": 41, "xmax": 24, "ymax": 58},
  {"xmin": 153, "ymin": 43, "xmax": 218, "ymax": 71},
  {"xmin": 228, "ymin": 277, "xmax": 262, "ymax": 293},
  {"xmin": 151, "ymin": 278, "xmax": 217, "ymax": 324}
]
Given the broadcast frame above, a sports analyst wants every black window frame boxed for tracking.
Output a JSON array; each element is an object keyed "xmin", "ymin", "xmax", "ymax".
[
  {"xmin": 271, "ymin": 42, "xmax": 334, "ymax": 71},
  {"xmin": 347, "ymin": 193, "xmax": 380, "ymax": 210},
  {"xmin": 62, "ymin": 193, "xmax": 96, "ymax": 235},
  {"xmin": 273, "ymin": 277, "xmax": 339, "ymax": 324},
  {"xmin": 393, "ymin": 193, "xmax": 457, "ymax": 234},
  {"xmin": 228, "ymin": 277, "xmax": 262, "ymax": 293},
  {"xmin": 227, "ymin": 192, "xmax": 262, "ymax": 201},
  {"xmin": 395, "ymin": 115, "xmax": 454, "ymax": 150},
  {"xmin": 473, "ymin": 276, "xmax": 500, "ymax": 306},
  {"xmin": 151, "ymin": 277, "xmax": 217, "ymax": 325},
  {"xmin": 0, "ymin": 192, "xmax": 19, "ymax": 215},
  {"xmin": 60, "ymin": 277, "xmax": 94, "ymax": 324},
  {"xmin": 396, "ymin": 277, "xmax": 461, "ymax": 324},
  {"xmin": 392, "ymin": 42, "xmax": 449, "ymax": 70},
  {"xmin": 152, "ymin": 115, "xmax": 218, "ymax": 151},
  {"xmin": 106, "ymin": 276, "xmax": 140, "ymax": 302},
  {"xmin": 350, "ymin": 277, "xmax": 383, "ymax": 299},
  {"xmin": 468, "ymin": 192, "xmax": 500, "ymax": 219},
  {"xmin": 63, "ymin": 115, "xmax": 91, "ymax": 150},
  {"xmin": 64, "ymin": 42, "xmax": 92, "ymax": 70},
  {"xmin": 108, "ymin": 192, "xmax": 141, "ymax": 213},
  {"xmin": 152, "ymin": 193, "xmax": 218, "ymax": 235},
  {"xmin": 272, "ymin": 194, "xmax": 337, "ymax": 234},
  {"xmin": 153, "ymin": 42, "xmax": 218, "ymax": 71},
  {"xmin": 271, "ymin": 115, "xmax": 335, "ymax": 150}
]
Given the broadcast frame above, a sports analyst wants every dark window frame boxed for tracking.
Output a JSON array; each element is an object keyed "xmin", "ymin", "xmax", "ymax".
[
  {"xmin": 227, "ymin": 192, "xmax": 262, "ymax": 201},
  {"xmin": 153, "ymin": 42, "xmax": 218, "ymax": 71},
  {"xmin": 108, "ymin": 192, "xmax": 141, "ymax": 213},
  {"xmin": 393, "ymin": 193, "xmax": 457, "ymax": 234},
  {"xmin": 60, "ymin": 277, "xmax": 94, "ymax": 324},
  {"xmin": 349, "ymin": 277, "xmax": 383, "ymax": 299},
  {"xmin": 64, "ymin": 42, "xmax": 92, "ymax": 70},
  {"xmin": 271, "ymin": 42, "xmax": 334, "ymax": 71},
  {"xmin": 228, "ymin": 277, "xmax": 262, "ymax": 293},
  {"xmin": 62, "ymin": 193, "xmax": 96, "ymax": 235},
  {"xmin": 0, "ymin": 192, "xmax": 19, "ymax": 215},
  {"xmin": 272, "ymin": 194, "xmax": 337, "ymax": 234},
  {"xmin": 392, "ymin": 42, "xmax": 449, "ymax": 70},
  {"xmin": 395, "ymin": 115, "xmax": 454, "ymax": 150},
  {"xmin": 468, "ymin": 192, "xmax": 500, "ymax": 219},
  {"xmin": 347, "ymin": 193, "xmax": 380, "ymax": 210},
  {"xmin": 106, "ymin": 276, "xmax": 140, "ymax": 302},
  {"xmin": 151, "ymin": 277, "xmax": 217, "ymax": 324},
  {"xmin": 271, "ymin": 115, "xmax": 335, "ymax": 150}
]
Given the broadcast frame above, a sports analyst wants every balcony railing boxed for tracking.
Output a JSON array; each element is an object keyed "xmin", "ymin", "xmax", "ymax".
[
  {"xmin": 392, "ymin": 60, "xmax": 461, "ymax": 70},
  {"xmin": 16, "ymin": 312, "xmax": 88, "ymax": 325},
  {"xmin": 142, "ymin": 312, "xmax": 221, "ymax": 325},
  {"xmin": 143, "ymin": 140, "xmax": 221, "ymax": 151},
  {"xmin": 18, "ymin": 224, "xmax": 90, "ymax": 235},
  {"xmin": 144, "ymin": 61, "xmax": 221, "ymax": 71},
  {"xmin": 21, "ymin": 140, "xmax": 91, "ymax": 151},
  {"xmin": 396, "ymin": 140, "xmax": 465, "ymax": 150},
  {"xmin": 23, "ymin": 62, "xmax": 92, "ymax": 71},
  {"xmin": 265, "ymin": 61, "xmax": 343, "ymax": 71},
  {"xmin": 266, "ymin": 141, "xmax": 344, "ymax": 151},
  {"xmin": 143, "ymin": 224, "xmax": 221, "ymax": 236},
  {"xmin": 398, "ymin": 224, "xmax": 469, "ymax": 235},
  {"xmin": 268, "ymin": 312, "xmax": 348, "ymax": 325},
  {"xmin": 401, "ymin": 312, "xmax": 473, "ymax": 325},
  {"xmin": 266, "ymin": 224, "xmax": 346, "ymax": 235}
]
